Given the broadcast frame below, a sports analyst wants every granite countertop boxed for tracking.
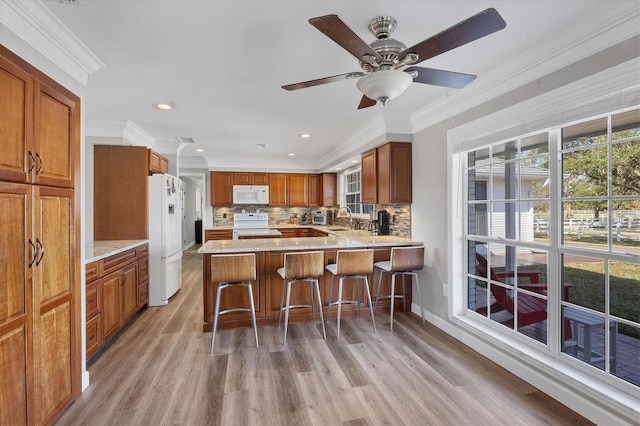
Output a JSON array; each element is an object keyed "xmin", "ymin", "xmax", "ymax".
[
  {"xmin": 86, "ymin": 240, "xmax": 148, "ymax": 263},
  {"xmin": 205, "ymin": 223, "xmax": 373, "ymax": 238},
  {"xmin": 236, "ymin": 229, "xmax": 283, "ymax": 237},
  {"xmin": 198, "ymin": 235, "xmax": 421, "ymax": 254}
]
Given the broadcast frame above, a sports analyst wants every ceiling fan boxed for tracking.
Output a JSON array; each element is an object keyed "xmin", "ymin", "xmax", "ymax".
[{"xmin": 282, "ymin": 8, "xmax": 506, "ymax": 109}]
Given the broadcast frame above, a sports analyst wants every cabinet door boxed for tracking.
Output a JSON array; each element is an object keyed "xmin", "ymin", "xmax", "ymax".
[
  {"xmin": 0, "ymin": 182, "xmax": 30, "ymax": 425},
  {"xmin": 205, "ymin": 229, "xmax": 233, "ymax": 241},
  {"xmin": 321, "ymin": 173, "xmax": 337, "ymax": 207},
  {"xmin": 121, "ymin": 263, "xmax": 138, "ymax": 322},
  {"xmin": 33, "ymin": 81, "xmax": 77, "ymax": 188},
  {"xmin": 361, "ymin": 148, "xmax": 377, "ymax": 204},
  {"xmin": 0, "ymin": 53, "xmax": 33, "ymax": 184},
  {"xmin": 268, "ymin": 173, "xmax": 288, "ymax": 206},
  {"xmin": 388, "ymin": 142, "xmax": 412, "ymax": 204},
  {"xmin": 252, "ymin": 173, "xmax": 269, "ymax": 185},
  {"xmin": 101, "ymin": 272, "xmax": 121, "ymax": 341},
  {"xmin": 233, "ymin": 172, "xmax": 251, "ymax": 185},
  {"xmin": 288, "ymin": 174, "xmax": 308, "ymax": 206},
  {"xmin": 33, "ymin": 186, "xmax": 77, "ymax": 424},
  {"xmin": 307, "ymin": 174, "xmax": 321, "ymax": 206},
  {"xmin": 210, "ymin": 172, "xmax": 233, "ymax": 206}
]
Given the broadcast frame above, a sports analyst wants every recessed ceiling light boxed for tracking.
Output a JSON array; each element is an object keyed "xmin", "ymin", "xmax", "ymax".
[
  {"xmin": 156, "ymin": 103, "xmax": 173, "ymax": 110},
  {"xmin": 287, "ymin": 152, "xmax": 296, "ymax": 156},
  {"xmin": 336, "ymin": 167, "xmax": 342, "ymax": 171},
  {"xmin": 195, "ymin": 148, "xmax": 204, "ymax": 153},
  {"xmin": 299, "ymin": 133, "xmax": 311, "ymax": 139},
  {"xmin": 351, "ymin": 160, "xmax": 358, "ymax": 163}
]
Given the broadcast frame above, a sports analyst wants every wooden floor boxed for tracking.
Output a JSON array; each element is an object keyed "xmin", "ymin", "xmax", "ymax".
[{"xmin": 57, "ymin": 251, "xmax": 593, "ymax": 425}]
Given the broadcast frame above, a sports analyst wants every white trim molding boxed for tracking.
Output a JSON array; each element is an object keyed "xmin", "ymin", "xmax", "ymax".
[{"xmin": 0, "ymin": 0, "xmax": 104, "ymax": 85}]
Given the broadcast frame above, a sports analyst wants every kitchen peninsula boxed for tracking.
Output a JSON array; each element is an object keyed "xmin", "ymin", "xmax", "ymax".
[{"xmin": 198, "ymin": 231, "xmax": 423, "ymax": 332}]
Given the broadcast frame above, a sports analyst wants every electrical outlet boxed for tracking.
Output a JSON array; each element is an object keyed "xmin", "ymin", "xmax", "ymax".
[{"xmin": 222, "ymin": 213, "xmax": 227, "ymax": 218}]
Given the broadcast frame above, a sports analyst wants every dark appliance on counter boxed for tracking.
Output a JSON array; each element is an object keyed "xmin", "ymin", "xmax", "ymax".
[
  {"xmin": 378, "ymin": 210, "xmax": 390, "ymax": 235},
  {"xmin": 368, "ymin": 219, "xmax": 379, "ymax": 235}
]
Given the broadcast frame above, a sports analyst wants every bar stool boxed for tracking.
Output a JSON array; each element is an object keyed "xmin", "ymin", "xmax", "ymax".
[
  {"xmin": 210, "ymin": 253, "xmax": 259, "ymax": 353},
  {"xmin": 325, "ymin": 249, "xmax": 376, "ymax": 338},
  {"xmin": 277, "ymin": 251, "xmax": 327, "ymax": 344},
  {"xmin": 374, "ymin": 245, "xmax": 425, "ymax": 331}
]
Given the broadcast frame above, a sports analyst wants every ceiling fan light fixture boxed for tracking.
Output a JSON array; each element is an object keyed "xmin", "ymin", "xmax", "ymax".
[{"xmin": 356, "ymin": 70, "xmax": 412, "ymax": 105}]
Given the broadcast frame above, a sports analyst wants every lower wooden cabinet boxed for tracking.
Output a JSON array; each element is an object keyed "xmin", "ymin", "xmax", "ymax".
[
  {"xmin": 85, "ymin": 244, "xmax": 148, "ymax": 359},
  {"xmin": 205, "ymin": 229, "xmax": 233, "ymax": 241}
]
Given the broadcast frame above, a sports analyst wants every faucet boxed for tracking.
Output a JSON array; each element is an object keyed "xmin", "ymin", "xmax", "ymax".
[{"xmin": 337, "ymin": 206, "xmax": 353, "ymax": 229}]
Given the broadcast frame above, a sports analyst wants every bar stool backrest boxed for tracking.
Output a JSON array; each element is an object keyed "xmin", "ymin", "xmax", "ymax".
[
  {"xmin": 210, "ymin": 253, "xmax": 256, "ymax": 283},
  {"xmin": 284, "ymin": 251, "xmax": 324, "ymax": 279},
  {"xmin": 390, "ymin": 246, "xmax": 425, "ymax": 272},
  {"xmin": 336, "ymin": 249, "xmax": 374, "ymax": 275}
]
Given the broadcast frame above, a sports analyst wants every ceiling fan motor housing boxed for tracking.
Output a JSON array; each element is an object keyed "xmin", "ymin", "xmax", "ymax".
[{"xmin": 360, "ymin": 16, "xmax": 408, "ymax": 72}]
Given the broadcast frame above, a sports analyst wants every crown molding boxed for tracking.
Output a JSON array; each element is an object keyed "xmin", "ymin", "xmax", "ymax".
[
  {"xmin": 0, "ymin": 0, "xmax": 104, "ymax": 85},
  {"xmin": 85, "ymin": 118, "xmax": 155, "ymax": 147},
  {"xmin": 412, "ymin": 2, "xmax": 640, "ymax": 134}
]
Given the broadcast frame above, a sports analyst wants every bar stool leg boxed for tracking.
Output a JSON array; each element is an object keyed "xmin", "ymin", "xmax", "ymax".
[
  {"xmin": 248, "ymin": 282, "xmax": 259, "ymax": 348},
  {"xmin": 309, "ymin": 279, "xmax": 316, "ymax": 324},
  {"xmin": 278, "ymin": 279, "xmax": 286, "ymax": 327},
  {"xmin": 375, "ymin": 269, "xmax": 384, "ymax": 309},
  {"xmin": 326, "ymin": 275, "xmax": 335, "ymax": 323},
  {"xmin": 401, "ymin": 274, "xmax": 407, "ymax": 313},
  {"xmin": 314, "ymin": 279, "xmax": 327, "ymax": 339},
  {"xmin": 337, "ymin": 276, "xmax": 344, "ymax": 339},
  {"xmin": 355, "ymin": 277, "xmax": 362, "ymax": 319},
  {"xmin": 283, "ymin": 279, "xmax": 292, "ymax": 345},
  {"xmin": 211, "ymin": 283, "xmax": 224, "ymax": 353},
  {"xmin": 364, "ymin": 276, "xmax": 376, "ymax": 333},
  {"xmin": 390, "ymin": 273, "xmax": 396, "ymax": 331}
]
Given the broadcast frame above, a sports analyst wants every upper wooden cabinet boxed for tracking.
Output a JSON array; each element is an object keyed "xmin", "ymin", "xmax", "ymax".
[
  {"xmin": 361, "ymin": 148, "xmax": 378, "ymax": 204},
  {"xmin": 94, "ymin": 145, "xmax": 150, "ymax": 240},
  {"xmin": 233, "ymin": 172, "xmax": 268, "ymax": 185},
  {"xmin": 308, "ymin": 174, "xmax": 321, "ymax": 206},
  {"xmin": 321, "ymin": 173, "xmax": 337, "ymax": 206},
  {"xmin": 148, "ymin": 150, "xmax": 168, "ymax": 174},
  {"xmin": 288, "ymin": 173, "xmax": 308, "ymax": 206},
  {"xmin": 361, "ymin": 142, "xmax": 412, "ymax": 205},
  {"xmin": 210, "ymin": 172, "xmax": 234, "ymax": 206},
  {"xmin": 0, "ymin": 48, "xmax": 78, "ymax": 189},
  {"xmin": 268, "ymin": 173, "xmax": 288, "ymax": 206}
]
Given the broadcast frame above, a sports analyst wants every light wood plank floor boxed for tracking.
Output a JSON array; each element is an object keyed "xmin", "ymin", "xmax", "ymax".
[{"xmin": 58, "ymin": 251, "xmax": 592, "ymax": 425}]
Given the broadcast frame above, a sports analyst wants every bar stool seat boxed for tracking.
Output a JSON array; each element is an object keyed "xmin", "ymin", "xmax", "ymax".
[
  {"xmin": 325, "ymin": 249, "xmax": 376, "ymax": 338},
  {"xmin": 277, "ymin": 251, "xmax": 327, "ymax": 344},
  {"xmin": 374, "ymin": 245, "xmax": 426, "ymax": 331},
  {"xmin": 210, "ymin": 253, "xmax": 259, "ymax": 353}
]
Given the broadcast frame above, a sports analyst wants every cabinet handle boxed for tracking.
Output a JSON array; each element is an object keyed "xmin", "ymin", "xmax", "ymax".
[
  {"xmin": 28, "ymin": 151, "xmax": 36, "ymax": 173},
  {"xmin": 35, "ymin": 238, "xmax": 45, "ymax": 266},
  {"xmin": 28, "ymin": 239, "xmax": 37, "ymax": 268},
  {"xmin": 35, "ymin": 153, "xmax": 43, "ymax": 174}
]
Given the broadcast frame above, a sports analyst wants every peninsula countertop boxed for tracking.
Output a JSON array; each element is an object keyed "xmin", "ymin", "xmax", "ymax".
[
  {"xmin": 85, "ymin": 240, "xmax": 149, "ymax": 263},
  {"xmin": 198, "ymin": 234, "xmax": 421, "ymax": 253}
]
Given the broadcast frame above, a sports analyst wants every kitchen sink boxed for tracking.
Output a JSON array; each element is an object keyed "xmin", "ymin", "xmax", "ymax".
[{"xmin": 327, "ymin": 227, "xmax": 349, "ymax": 231}]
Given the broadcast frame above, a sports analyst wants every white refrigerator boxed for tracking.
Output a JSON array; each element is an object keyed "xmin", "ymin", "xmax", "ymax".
[{"xmin": 148, "ymin": 174, "xmax": 183, "ymax": 306}]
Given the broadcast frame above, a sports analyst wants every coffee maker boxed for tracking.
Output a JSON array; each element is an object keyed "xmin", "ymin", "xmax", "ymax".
[{"xmin": 378, "ymin": 210, "xmax": 390, "ymax": 235}]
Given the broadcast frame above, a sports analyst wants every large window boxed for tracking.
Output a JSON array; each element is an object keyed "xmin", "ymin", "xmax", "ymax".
[{"xmin": 465, "ymin": 108, "xmax": 639, "ymax": 387}]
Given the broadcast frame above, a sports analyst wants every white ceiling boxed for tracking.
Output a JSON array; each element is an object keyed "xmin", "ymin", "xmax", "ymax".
[{"xmin": 42, "ymin": 0, "xmax": 616, "ymax": 172}]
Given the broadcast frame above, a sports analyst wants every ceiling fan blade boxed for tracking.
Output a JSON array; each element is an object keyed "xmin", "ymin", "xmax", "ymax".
[
  {"xmin": 357, "ymin": 95, "xmax": 377, "ymax": 109},
  {"xmin": 398, "ymin": 8, "xmax": 506, "ymax": 65},
  {"xmin": 405, "ymin": 66, "xmax": 476, "ymax": 88},
  {"xmin": 309, "ymin": 14, "xmax": 383, "ymax": 63},
  {"xmin": 282, "ymin": 72, "xmax": 363, "ymax": 91}
]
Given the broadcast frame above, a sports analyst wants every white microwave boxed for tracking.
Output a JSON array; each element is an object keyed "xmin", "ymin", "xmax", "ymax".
[{"xmin": 232, "ymin": 185, "xmax": 269, "ymax": 205}]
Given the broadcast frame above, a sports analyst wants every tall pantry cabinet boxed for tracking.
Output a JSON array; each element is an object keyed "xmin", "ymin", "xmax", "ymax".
[{"xmin": 0, "ymin": 46, "xmax": 81, "ymax": 425}]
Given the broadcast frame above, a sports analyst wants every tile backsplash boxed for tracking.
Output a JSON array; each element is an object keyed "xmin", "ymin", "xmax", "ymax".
[{"xmin": 211, "ymin": 205, "xmax": 411, "ymax": 238}]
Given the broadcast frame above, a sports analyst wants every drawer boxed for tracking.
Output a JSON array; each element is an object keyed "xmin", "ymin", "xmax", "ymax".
[
  {"xmin": 85, "ymin": 261, "xmax": 100, "ymax": 283},
  {"xmin": 102, "ymin": 248, "xmax": 137, "ymax": 275},
  {"xmin": 137, "ymin": 281, "xmax": 148, "ymax": 307},
  {"xmin": 138, "ymin": 256, "xmax": 149, "ymax": 284},
  {"xmin": 86, "ymin": 314, "xmax": 102, "ymax": 358},
  {"xmin": 137, "ymin": 244, "xmax": 149, "ymax": 258},
  {"xmin": 86, "ymin": 281, "xmax": 100, "ymax": 319},
  {"xmin": 205, "ymin": 230, "xmax": 233, "ymax": 241}
]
